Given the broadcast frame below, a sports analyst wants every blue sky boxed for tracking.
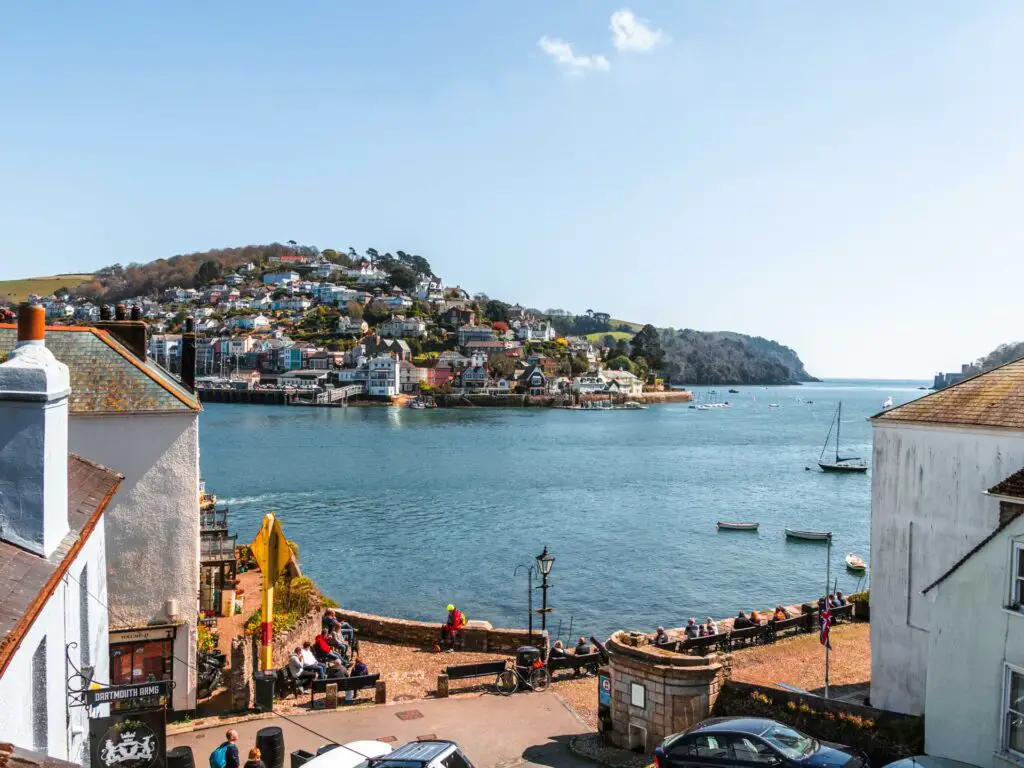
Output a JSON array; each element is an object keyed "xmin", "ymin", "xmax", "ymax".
[{"xmin": 2, "ymin": 2, "xmax": 1023, "ymax": 378}]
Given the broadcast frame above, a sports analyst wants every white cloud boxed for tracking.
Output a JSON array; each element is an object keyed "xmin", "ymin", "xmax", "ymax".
[
  {"xmin": 609, "ymin": 9, "xmax": 665, "ymax": 52},
  {"xmin": 537, "ymin": 36, "xmax": 611, "ymax": 74}
]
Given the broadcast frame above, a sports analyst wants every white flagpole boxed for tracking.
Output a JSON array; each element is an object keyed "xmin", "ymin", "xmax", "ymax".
[{"xmin": 825, "ymin": 534, "xmax": 831, "ymax": 699}]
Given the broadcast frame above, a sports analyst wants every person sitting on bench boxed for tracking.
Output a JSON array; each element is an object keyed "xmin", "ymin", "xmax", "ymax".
[
  {"xmin": 288, "ymin": 648, "xmax": 318, "ymax": 691},
  {"xmin": 439, "ymin": 604, "xmax": 466, "ymax": 650},
  {"xmin": 703, "ymin": 617, "xmax": 718, "ymax": 636},
  {"xmin": 300, "ymin": 642, "xmax": 327, "ymax": 679},
  {"xmin": 351, "ymin": 655, "xmax": 369, "ymax": 678},
  {"xmin": 315, "ymin": 629, "xmax": 342, "ymax": 663},
  {"xmin": 733, "ymin": 611, "xmax": 755, "ymax": 630},
  {"xmin": 574, "ymin": 636, "xmax": 593, "ymax": 655},
  {"xmin": 550, "ymin": 640, "xmax": 569, "ymax": 657},
  {"xmin": 684, "ymin": 618, "xmax": 700, "ymax": 639},
  {"xmin": 773, "ymin": 605, "xmax": 791, "ymax": 622},
  {"xmin": 653, "ymin": 628, "xmax": 670, "ymax": 647}
]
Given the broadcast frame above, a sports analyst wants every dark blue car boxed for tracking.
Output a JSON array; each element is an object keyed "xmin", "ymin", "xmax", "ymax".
[{"xmin": 654, "ymin": 717, "xmax": 869, "ymax": 768}]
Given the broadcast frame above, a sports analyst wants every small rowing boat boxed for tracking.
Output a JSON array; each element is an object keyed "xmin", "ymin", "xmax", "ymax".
[
  {"xmin": 717, "ymin": 521, "xmax": 759, "ymax": 531},
  {"xmin": 846, "ymin": 553, "xmax": 867, "ymax": 572},
  {"xmin": 785, "ymin": 528, "xmax": 833, "ymax": 542}
]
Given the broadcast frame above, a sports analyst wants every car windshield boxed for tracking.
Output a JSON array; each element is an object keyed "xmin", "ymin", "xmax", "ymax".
[{"xmin": 761, "ymin": 725, "xmax": 816, "ymax": 759}]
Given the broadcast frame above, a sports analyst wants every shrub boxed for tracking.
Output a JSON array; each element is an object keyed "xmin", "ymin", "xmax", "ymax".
[{"xmin": 197, "ymin": 623, "xmax": 217, "ymax": 655}]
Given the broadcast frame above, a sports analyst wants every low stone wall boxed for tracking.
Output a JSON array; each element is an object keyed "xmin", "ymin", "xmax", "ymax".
[
  {"xmin": 714, "ymin": 681, "xmax": 923, "ymax": 765},
  {"xmin": 331, "ymin": 608, "xmax": 546, "ymax": 654}
]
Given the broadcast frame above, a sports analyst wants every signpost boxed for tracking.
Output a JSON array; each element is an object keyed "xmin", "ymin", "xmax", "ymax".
[
  {"xmin": 250, "ymin": 512, "xmax": 292, "ymax": 671},
  {"xmin": 87, "ymin": 682, "xmax": 172, "ymax": 708},
  {"xmin": 89, "ymin": 709, "xmax": 166, "ymax": 768}
]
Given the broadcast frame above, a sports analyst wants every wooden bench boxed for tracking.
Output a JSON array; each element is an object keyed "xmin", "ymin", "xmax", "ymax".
[
  {"xmin": 727, "ymin": 625, "xmax": 771, "ymax": 651},
  {"xmin": 769, "ymin": 613, "xmax": 811, "ymax": 641},
  {"xmin": 679, "ymin": 632, "xmax": 729, "ymax": 656},
  {"xmin": 832, "ymin": 603, "xmax": 854, "ymax": 623},
  {"xmin": 548, "ymin": 652, "xmax": 602, "ymax": 677},
  {"xmin": 445, "ymin": 659, "xmax": 507, "ymax": 681},
  {"xmin": 308, "ymin": 673, "xmax": 380, "ymax": 708}
]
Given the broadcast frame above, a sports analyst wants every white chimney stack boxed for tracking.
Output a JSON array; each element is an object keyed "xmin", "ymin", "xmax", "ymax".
[{"xmin": 0, "ymin": 304, "xmax": 71, "ymax": 557}]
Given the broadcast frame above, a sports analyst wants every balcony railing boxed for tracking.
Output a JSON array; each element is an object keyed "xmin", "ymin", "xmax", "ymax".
[
  {"xmin": 200, "ymin": 508, "xmax": 229, "ymax": 532},
  {"xmin": 200, "ymin": 534, "xmax": 237, "ymax": 562}
]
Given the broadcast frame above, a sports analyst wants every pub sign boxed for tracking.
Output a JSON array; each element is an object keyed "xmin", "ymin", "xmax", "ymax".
[{"xmin": 89, "ymin": 709, "xmax": 165, "ymax": 768}]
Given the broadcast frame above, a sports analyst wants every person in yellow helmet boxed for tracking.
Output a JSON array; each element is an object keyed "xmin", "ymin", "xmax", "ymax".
[{"xmin": 439, "ymin": 603, "xmax": 466, "ymax": 651}]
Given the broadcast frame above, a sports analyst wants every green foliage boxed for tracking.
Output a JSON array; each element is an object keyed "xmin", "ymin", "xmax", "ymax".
[
  {"xmin": 606, "ymin": 355, "xmax": 634, "ymax": 372},
  {"xmin": 363, "ymin": 301, "xmax": 392, "ymax": 326},
  {"xmin": 658, "ymin": 328, "xmax": 815, "ymax": 385},
  {"xmin": 195, "ymin": 260, "xmax": 222, "ymax": 286},
  {"xmin": 386, "ymin": 263, "xmax": 418, "ymax": 293},
  {"xmin": 569, "ymin": 355, "xmax": 590, "ymax": 376},
  {"xmin": 630, "ymin": 324, "xmax": 665, "ymax": 369},
  {"xmin": 418, "ymin": 381, "xmax": 432, "ymax": 392},
  {"xmin": 488, "ymin": 352, "xmax": 516, "ymax": 379},
  {"xmin": 483, "ymin": 300, "xmax": 510, "ymax": 323},
  {"xmin": 197, "ymin": 623, "xmax": 217, "ymax": 655},
  {"xmin": 975, "ymin": 341, "xmax": 1024, "ymax": 372}
]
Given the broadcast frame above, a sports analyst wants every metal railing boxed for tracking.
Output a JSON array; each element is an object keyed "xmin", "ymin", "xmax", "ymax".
[
  {"xmin": 199, "ymin": 508, "xmax": 229, "ymax": 531},
  {"xmin": 200, "ymin": 534, "xmax": 237, "ymax": 561}
]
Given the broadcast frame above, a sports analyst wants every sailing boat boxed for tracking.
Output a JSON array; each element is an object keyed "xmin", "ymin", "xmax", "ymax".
[{"xmin": 818, "ymin": 402, "xmax": 868, "ymax": 473}]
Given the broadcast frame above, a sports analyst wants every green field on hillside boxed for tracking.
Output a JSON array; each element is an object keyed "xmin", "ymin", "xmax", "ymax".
[
  {"xmin": 0, "ymin": 274, "xmax": 94, "ymax": 302},
  {"xmin": 610, "ymin": 318, "xmax": 642, "ymax": 331},
  {"xmin": 585, "ymin": 331, "xmax": 633, "ymax": 343}
]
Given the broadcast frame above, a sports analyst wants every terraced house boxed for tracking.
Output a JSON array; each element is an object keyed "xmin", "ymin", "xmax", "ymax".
[{"xmin": 0, "ymin": 308, "xmax": 203, "ymax": 714}]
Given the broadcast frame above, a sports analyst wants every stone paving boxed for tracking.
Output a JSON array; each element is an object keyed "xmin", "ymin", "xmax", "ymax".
[{"xmin": 169, "ymin": 693, "xmax": 596, "ymax": 768}]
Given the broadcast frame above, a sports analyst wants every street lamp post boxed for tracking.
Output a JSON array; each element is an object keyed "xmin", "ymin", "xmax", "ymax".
[
  {"xmin": 536, "ymin": 546, "xmax": 555, "ymax": 632},
  {"xmin": 513, "ymin": 563, "xmax": 535, "ymax": 643}
]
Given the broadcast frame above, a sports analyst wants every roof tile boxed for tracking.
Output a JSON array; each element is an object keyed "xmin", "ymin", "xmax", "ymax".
[
  {"xmin": 0, "ymin": 326, "xmax": 200, "ymax": 414},
  {"xmin": 873, "ymin": 356, "xmax": 1024, "ymax": 429}
]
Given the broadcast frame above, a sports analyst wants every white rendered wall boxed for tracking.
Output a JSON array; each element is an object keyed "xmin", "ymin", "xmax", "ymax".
[
  {"xmin": 0, "ymin": 522, "xmax": 109, "ymax": 762},
  {"xmin": 870, "ymin": 421, "xmax": 1024, "ymax": 714},
  {"xmin": 925, "ymin": 514, "xmax": 1024, "ymax": 768},
  {"xmin": 68, "ymin": 412, "xmax": 200, "ymax": 712}
]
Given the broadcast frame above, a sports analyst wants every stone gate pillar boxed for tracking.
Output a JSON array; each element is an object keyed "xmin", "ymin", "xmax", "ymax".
[{"xmin": 606, "ymin": 631, "xmax": 728, "ymax": 753}]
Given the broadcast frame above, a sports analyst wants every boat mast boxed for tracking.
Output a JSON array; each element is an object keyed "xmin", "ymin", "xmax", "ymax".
[{"xmin": 835, "ymin": 402, "xmax": 841, "ymax": 463}]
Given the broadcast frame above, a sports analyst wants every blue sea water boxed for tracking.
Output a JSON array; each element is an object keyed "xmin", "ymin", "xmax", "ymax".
[{"xmin": 198, "ymin": 379, "xmax": 926, "ymax": 639}]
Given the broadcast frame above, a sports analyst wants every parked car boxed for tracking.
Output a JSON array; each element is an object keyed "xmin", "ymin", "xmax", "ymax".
[
  {"xmin": 881, "ymin": 759, "xmax": 976, "ymax": 768},
  {"xmin": 371, "ymin": 740, "xmax": 475, "ymax": 768},
  {"xmin": 303, "ymin": 741, "xmax": 393, "ymax": 768},
  {"xmin": 655, "ymin": 717, "xmax": 868, "ymax": 768}
]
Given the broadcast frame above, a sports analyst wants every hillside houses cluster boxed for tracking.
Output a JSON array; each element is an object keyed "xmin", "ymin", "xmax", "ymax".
[{"xmin": 9, "ymin": 259, "xmax": 646, "ymax": 401}]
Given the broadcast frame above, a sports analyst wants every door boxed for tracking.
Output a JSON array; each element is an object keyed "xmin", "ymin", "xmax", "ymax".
[
  {"xmin": 663, "ymin": 734, "xmax": 736, "ymax": 768},
  {"xmin": 730, "ymin": 735, "xmax": 782, "ymax": 768}
]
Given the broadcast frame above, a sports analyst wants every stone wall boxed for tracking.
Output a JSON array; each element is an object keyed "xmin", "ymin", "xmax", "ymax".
[
  {"xmin": 331, "ymin": 608, "xmax": 545, "ymax": 654},
  {"xmin": 606, "ymin": 631, "xmax": 727, "ymax": 753}
]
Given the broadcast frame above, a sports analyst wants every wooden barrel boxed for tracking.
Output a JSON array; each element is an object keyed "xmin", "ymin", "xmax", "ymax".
[{"xmin": 257, "ymin": 726, "xmax": 285, "ymax": 768}]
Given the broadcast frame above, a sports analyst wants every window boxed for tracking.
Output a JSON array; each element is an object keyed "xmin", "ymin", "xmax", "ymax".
[
  {"xmin": 441, "ymin": 751, "xmax": 471, "ymax": 768},
  {"xmin": 79, "ymin": 566, "xmax": 90, "ymax": 668},
  {"xmin": 1013, "ymin": 544, "xmax": 1024, "ymax": 610},
  {"xmin": 630, "ymin": 682, "xmax": 646, "ymax": 708},
  {"xmin": 32, "ymin": 638, "xmax": 47, "ymax": 751},
  {"xmin": 1006, "ymin": 667, "xmax": 1024, "ymax": 757},
  {"xmin": 731, "ymin": 737, "xmax": 779, "ymax": 764}
]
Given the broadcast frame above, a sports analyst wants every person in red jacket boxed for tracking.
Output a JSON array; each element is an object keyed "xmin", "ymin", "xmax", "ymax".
[
  {"xmin": 314, "ymin": 628, "xmax": 342, "ymax": 663},
  {"xmin": 438, "ymin": 603, "xmax": 466, "ymax": 651}
]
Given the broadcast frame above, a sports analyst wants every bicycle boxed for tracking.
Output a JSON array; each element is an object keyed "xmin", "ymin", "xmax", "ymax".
[{"xmin": 494, "ymin": 660, "xmax": 550, "ymax": 695}]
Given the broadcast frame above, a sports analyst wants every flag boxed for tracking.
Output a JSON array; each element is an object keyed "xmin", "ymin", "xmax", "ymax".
[{"xmin": 820, "ymin": 604, "xmax": 834, "ymax": 649}]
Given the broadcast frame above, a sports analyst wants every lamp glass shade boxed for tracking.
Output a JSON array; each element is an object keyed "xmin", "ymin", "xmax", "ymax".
[{"xmin": 537, "ymin": 549, "xmax": 555, "ymax": 575}]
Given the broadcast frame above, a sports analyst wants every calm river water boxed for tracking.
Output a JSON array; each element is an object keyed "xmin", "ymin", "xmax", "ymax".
[{"xmin": 199, "ymin": 379, "xmax": 926, "ymax": 639}]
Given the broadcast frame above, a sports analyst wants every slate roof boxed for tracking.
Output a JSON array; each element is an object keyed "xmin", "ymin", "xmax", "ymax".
[
  {"xmin": 872, "ymin": 356, "xmax": 1024, "ymax": 429},
  {"xmin": 989, "ymin": 467, "xmax": 1024, "ymax": 500},
  {"xmin": 0, "ymin": 325, "xmax": 200, "ymax": 414},
  {"xmin": 0, "ymin": 455, "xmax": 123, "ymax": 676}
]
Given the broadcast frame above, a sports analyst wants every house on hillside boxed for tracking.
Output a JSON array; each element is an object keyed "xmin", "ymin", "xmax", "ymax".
[
  {"xmin": 919, "ymin": 467, "xmax": 1024, "ymax": 768},
  {"xmin": 515, "ymin": 320, "xmax": 556, "ymax": 342},
  {"xmin": 367, "ymin": 355, "xmax": 399, "ymax": 397},
  {"xmin": 337, "ymin": 316, "xmax": 369, "ymax": 337},
  {"xmin": 458, "ymin": 325, "xmax": 496, "ymax": 345},
  {"xmin": 263, "ymin": 271, "xmax": 299, "ymax": 285},
  {"xmin": 602, "ymin": 369, "xmax": 643, "ymax": 396},
  {"xmin": 0, "ymin": 308, "xmax": 125, "ymax": 762},
  {"xmin": 399, "ymin": 361, "xmax": 428, "ymax": 392},
  {"xmin": 0, "ymin": 309, "xmax": 204, "ymax": 714},
  {"xmin": 379, "ymin": 315, "xmax": 427, "ymax": 338},
  {"xmin": 518, "ymin": 364, "xmax": 548, "ymax": 395},
  {"xmin": 440, "ymin": 307, "xmax": 475, "ymax": 329},
  {"xmin": 869, "ymin": 360, "xmax": 1024, "ymax": 715}
]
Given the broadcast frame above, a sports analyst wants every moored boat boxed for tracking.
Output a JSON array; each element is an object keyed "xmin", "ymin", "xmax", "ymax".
[
  {"xmin": 817, "ymin": 402, "xmax": 868, "ymax": 473},
  {"xmin": 717, "ymin": 521, "xmax": 759, "ymax": 531},
  {"xmin": 785, "ymin": 528, "xmax": 833, "ymax": 542},
  {"xmin": 846, "ymin": 553, "xmax": 867, "ymax": 572}
]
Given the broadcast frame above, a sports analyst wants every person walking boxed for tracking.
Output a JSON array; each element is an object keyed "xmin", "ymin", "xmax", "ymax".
[{"xmin": 209, "ymin": 730, "xmax": 240, "ymax": 768}]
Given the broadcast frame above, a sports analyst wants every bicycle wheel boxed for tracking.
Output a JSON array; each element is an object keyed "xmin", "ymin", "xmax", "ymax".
[
  {"xmin": 530, "ymin": 667, "xmax": 551, "ymax": 692},
  {"xmin": 495, "ymin": 669, "xmax": 517, "ymax": 696}
]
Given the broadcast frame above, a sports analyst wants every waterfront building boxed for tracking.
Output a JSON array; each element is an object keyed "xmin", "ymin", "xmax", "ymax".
[
  {"xmin": 367, "ymin": 354, "xmax": 400, "ymax": 397},
  {"xmin": 278, "ymin": 369, "xmax": 329, "ymax": 389},
  {"xmin": 573, "ymin": 373, "xmax": 609, "ymax": 393},
  {"xmin": 363, "ymin": 335, "xmax": 411, "ymax": 361},
  {"xmin": 518, "ymin": 363, "xmax": 548, "ymax": 395},
  {"xmin": 0, "ymin": 308, "xmax": 124, "ymax": 762},
  {"xmin": 921, "ymin": 467, "xmax": 1024, "ymax": 767},
  {"xmin": 602, "ymin": 369, "xmax": 643, "ymax": 396},
  {"xmin": 399, "ymin": 360, "xmax": 428, "ymax": 392},
  {"xmin": 0, "ymin": 310, "xmax": 204, "ymax": 714},
  {"xmin": 869, "ymin": 360, "xmax": 1024, "ymax": 715}
]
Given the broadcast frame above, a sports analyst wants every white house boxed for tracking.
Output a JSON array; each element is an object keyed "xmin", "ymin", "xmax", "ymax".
[
  {"xmin": 0, "ymin": 306, "xmax": 124, "ymax": 763},
  {"xmin": 515, "ymin": 321, "xmax": 556, "ymax": 342},
  {"xmin": 337, "ymin": 316, "xmax": 369, "ymax": 337},
  {"xmin": 231, "ymin": 313, "xmax": 270, "ymax": 331},
  {"xmin": 379, "ymin": 315, "xmax": 427, "ymax": 338},
  {"xmin": 0, "ymin": 314, "xmax": 204, "ymax": 714},
  {"xmin": 573, "ymin": 373, "xmax": 609, "ymax": 393},
  {"xmin": 367, "ymin": 355, "xmax": 399, "ymax": 397},
  {"xmin": 399, "ymin": 361, "xmax": 428, "ymax": 393},
  {"xmin": 263, "ymin": 271, "xmax": 299, "ymax": 286},
  {"xmin": 920, "ymin": 467, "xmax": 1024, "ymax": 768},
  {"xmin": 149, "ymin": 333, "xmax": 182, "ymax": 367},
  {"xmin": 869, "ymin": 360, "xmax": 1024, "ymax": 715},
  {"xmin": 602, "ymin": 369, "xmax": 643, "ymax": 396}
]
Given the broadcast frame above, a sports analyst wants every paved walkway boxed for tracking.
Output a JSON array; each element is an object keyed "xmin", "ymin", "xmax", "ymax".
[{"xmin": 169, "ymin": 693, "xmax": 596, "ymax": 768}]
